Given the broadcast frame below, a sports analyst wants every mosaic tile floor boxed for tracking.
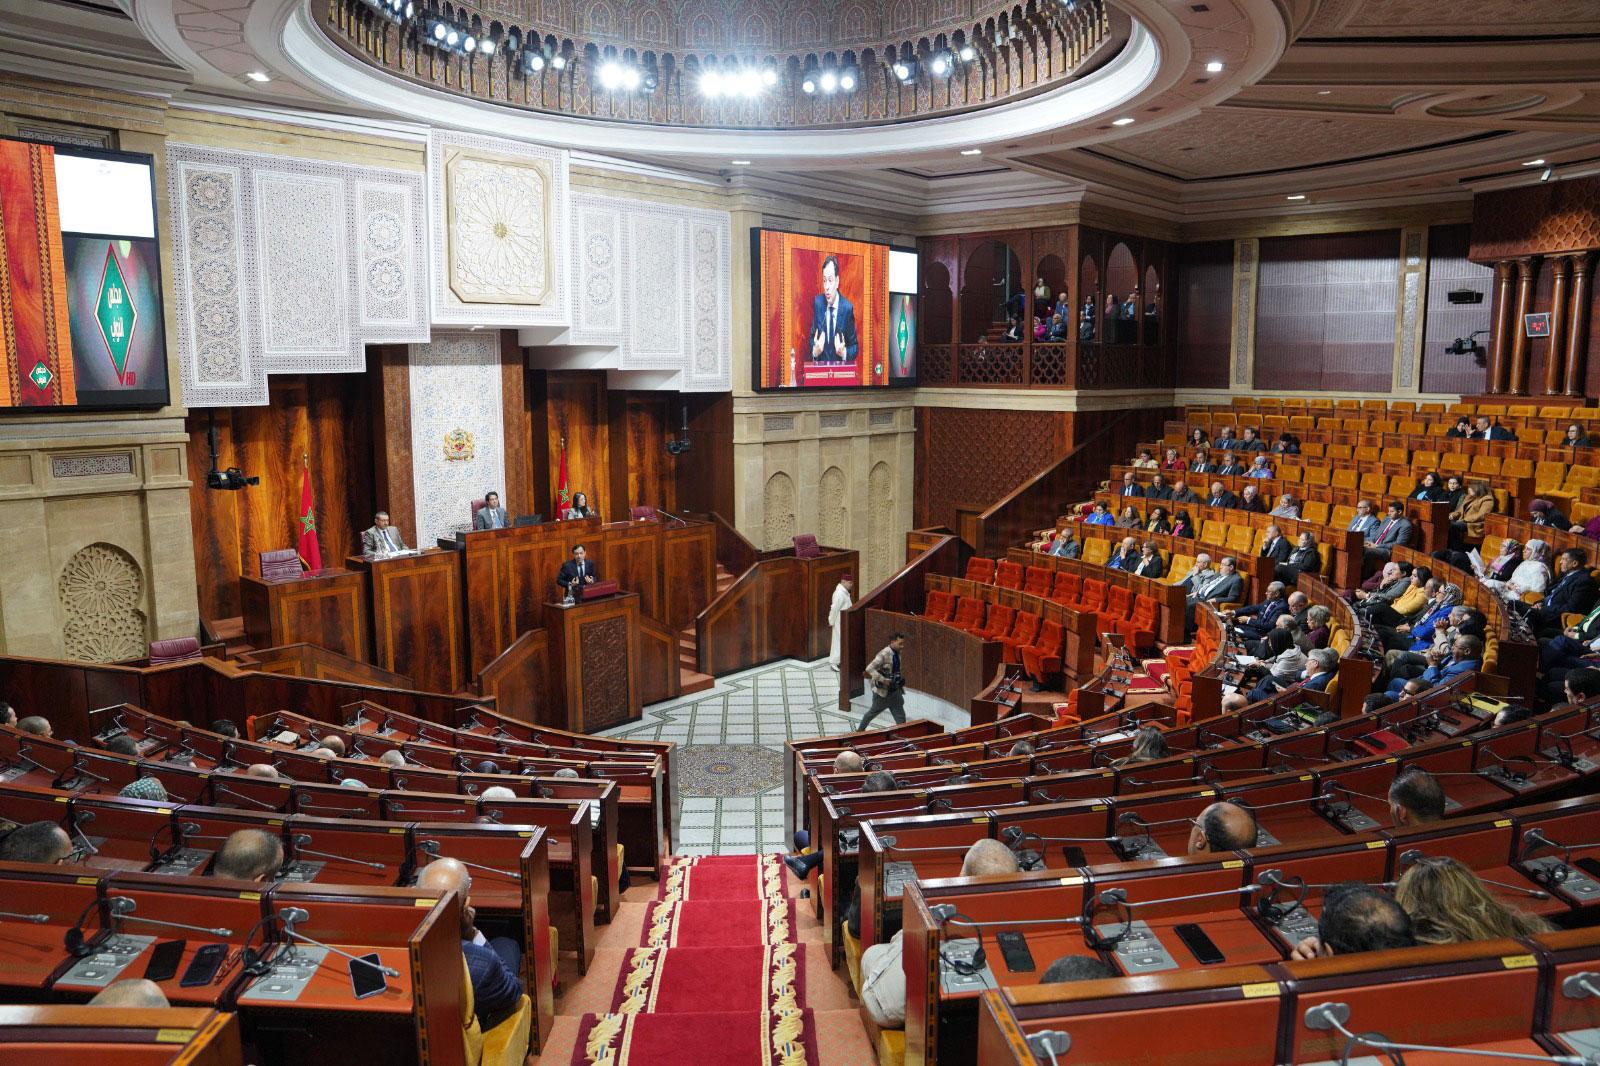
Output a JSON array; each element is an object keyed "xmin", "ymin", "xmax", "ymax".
[{"xmin": 598, "ymin": 658, "xmax": 968, "ymax": 855}]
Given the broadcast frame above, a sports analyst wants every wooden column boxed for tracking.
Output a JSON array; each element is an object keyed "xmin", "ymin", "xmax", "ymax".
[
  {"xmin": 1544, "ymin": 256, "xmax": 1573, "ymax": 396},
  {"xmin": 1566, "ymin": 253, "xmax": 1595, "ymax": 397},
  {"xmin": 1487, "ymin": 260, "xmax": 1515, "ymax": 394},
  {"xmin": 1507, "ymin": 257, "xmax": 1539, "ymax": 396}
]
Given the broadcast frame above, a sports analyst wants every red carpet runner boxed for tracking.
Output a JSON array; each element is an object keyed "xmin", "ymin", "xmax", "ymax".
[{"xmin": 572, "ymin": 855, "xmax": 819, "ymax": 1065}]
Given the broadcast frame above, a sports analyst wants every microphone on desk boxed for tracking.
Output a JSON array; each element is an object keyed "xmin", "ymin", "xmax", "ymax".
[
  {"xmin": 69, "ymin": 811, "xmax": 100, "ymax": 857},
  {"xmin": 1396, "ymin": 848, "xmax": 1549, "ymax": 900},
  {"xmin": 272, "ymin": 907, "xmax": 400, "ymax": 978},
  {"xmin": 290, "ymin": 834, "xmax": 389, "ymax": 871},
  {"xmin": 214, "ymin": 785, "xmax": 283, "ymax": 811},
  {"xmin": 108, "ymin": 896, "xmax": 233, "ymax": 938},
  {"xmin": 415, "ymin": 839, "xmax": 517, "ymax": 879},
  {"xmin": 1304, "ymin": 1002, "xmax": 1594, "ymax": 1066}
]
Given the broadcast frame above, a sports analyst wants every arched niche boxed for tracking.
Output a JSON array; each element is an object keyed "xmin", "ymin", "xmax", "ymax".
[
  {"xmin": 1078, "ymin": 254, "xmax": 1101, "ymax": 343},
  {"xmin": 1035, "ymin": 253, "xmax": 1067, "ymax": 333},
  {"xmin": 960, "ymin": 239, "xmax": 1024, "ymax": 344},
  {"xmin": 1106, "ymin": 242, "xmax": 1138, "ymax": 344},
  {"xmin": 922, "ymin": 261, "xmax": 953, "ymax": 344}
]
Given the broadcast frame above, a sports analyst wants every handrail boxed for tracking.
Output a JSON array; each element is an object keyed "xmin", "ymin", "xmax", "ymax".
[
  {"xmin": 838, "ymin": 534, "xmax": 967, "ymax": 710},
  {"xmin": 684, "ymin": 510, "xmax": 758, "ymax": 577},
  {"xmin": 976, "ymin": 407, "xmax": 1177, "ymax": 556}
]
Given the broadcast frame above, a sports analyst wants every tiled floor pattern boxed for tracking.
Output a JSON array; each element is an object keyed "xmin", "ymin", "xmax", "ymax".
[{"xmin": 598, "ymin": 657, "xmax": 967, "ymax": 855}]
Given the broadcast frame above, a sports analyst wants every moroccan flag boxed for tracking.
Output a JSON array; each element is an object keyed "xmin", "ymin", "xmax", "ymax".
[
  {"xmin": 297, "ymin": 460, "xmax": 321, "ymax": 572},
  {"xmin": 555, "ymin": 438, "xmax": 570, "ymax": 518}
]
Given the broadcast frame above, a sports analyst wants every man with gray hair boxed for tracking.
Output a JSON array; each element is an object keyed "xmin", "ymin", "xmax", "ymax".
[
  {"xmin": 831, "ymin": 749, "xmax": 864, "ymax": 775},
  {"xmin": 88, "ymin": 978, "xmax": 170, "ymax": 1008},
  {"xmin": 362, "ymin": 511, "xmax": 407, "ymax": 555},
  {"xmin": 212, "ymin": 829, "xmax": 283, "ymax": 882},
  {"xmin": 378, "ymin": 749, "xmax": 408, "ymax": 769},
  {"xmin": 480, "ymin": 785, "xmax": 517, "ymax": 802},
  {"xmin": 416, "ymin": 858, "xmax": 524, "ymax": 1032}
]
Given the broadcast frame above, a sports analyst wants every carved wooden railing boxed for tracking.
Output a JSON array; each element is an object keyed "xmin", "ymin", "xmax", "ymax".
[
  {"xmin": 918, "ymin": 340, "xmax": 1170, "ymax": 390},
  {"xmin": 687, "ymin": 510, "xmax": 758, "ymax": 578},
  {"xmin": 837, "ymin": 532, "xmax": 968, "ymax": 709}
]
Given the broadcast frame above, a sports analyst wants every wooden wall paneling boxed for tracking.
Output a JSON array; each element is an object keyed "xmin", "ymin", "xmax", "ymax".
[
  {"xmin": 500, "ymin": 331, "xmax": 535, "ymax": 519},
  {"xmin": 636, "ymin": 615, "xmax": 680, "ymax": 706},
  {"xmin": 805, "ymin": 552, "xmax": 860, "ymax": 660},
  {"xmin": 602, "ymin": 523, "xmax": 663, "ymax": 623},
  {"xmin": 1527, "ymin": 259, "xmax": 1557, "ymax": 397},
  {"xmin": 675, "ymin": 393, "xmax": 734, "ymax": 517},
  {"xmin": 763, "ymin": 557, "xmax": 811, "ymax": 662},
  {"xmin": 913, "ymin": 407, "xmax": 1070, "ymax": 534},
  {"xmin": 662, "ymin": 522, "xmax": 716, "ymax": 630},
  {"xmin": 463, "ymin": 518, "xmax": 601, "ymax": 674},
  {"xmin": 239, "ymin": 571, "xmax": 368, "ymax": 660},
  {"xmin": 370, "ymin": 344, "xmax": 415, "ymax": 546},
  {"xmin": 698, "ymin": 569, "xmax": 762, "ymax": 676},
  {"xmin": 526, "ymin": 369, "xmax": 552, "ymax": 518},
  {"xmin": 477, "ymin": 628, "xmax": 550, "ymax": 724},
  {"xmin": 541, "ymin": 595, "xmax": 642, "ymax": 732},
  {"xmin": 186, "ymin": 409, "xmax": 244, "ymax": 622},
  {"xmin": 546, "ymin": 371, "xmax": 610, "ymax": 519},
  {"xmin": 353, "ymin": 549, "xmax": 465, "ymax": 693},
  {"xmin": 607, "ymin": 393, "xmax": 677, "ymax": 517}
]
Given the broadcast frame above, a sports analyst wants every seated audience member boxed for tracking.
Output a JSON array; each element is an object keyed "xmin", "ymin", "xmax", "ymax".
[
  {"xmin": 1380, "ymin": 582, "xmax": 1461, "ymax": 653},
  {"xmin": 308, "ymin": 747, "xmax": 337, "ymax": 761},
  {"xmin": 1222, "ymin": 639, "xmax": 1329, "ymax": 711},
  {"xmin": 1107, "ymin": 536, "xmax": 1139, "ymax": 571},
  {"xmin": 833, "ymin": 749, "xmax": 865, "ymax": 775},
  {"xmin": 1186, "ymin": 801, "xmax": 1258, "ymax": 855},
  {"xmin": 1269, "ymin": 493, "xmax": 1300, "ymax": 520},
  {"xmin": 1561, "ymin": 422, "xmax": 1593, "ymax": 451},
  {"xmin": 1205, "ymin": 481, "xmax": 1237, "ymax": 509},
  {"xmin": 1365, "ymin": 500, "xmax": 1413, "ymax": 562},
  {"xmin": 1146, "ymin": 507, "xmax": 1172, "ymax": 536},
  {"xmin": 1215, "ymin": 454, "xmax": 1245, "ymax": 477},
  {"xmin": 104, "ymin": 734, "xmax": 139, "ymax": 757},
  {"xmin": 1364, "ymin": 568, "xmax": 1434, "ymax": 628},
  {"xmin": 1353, "ymin": 561, "xmax": 1410, "ymax": 612},
  {"xmin": 0, "ymin": 701, "xmax": 13, "ymax": 727},
  {"xmin": 1445, "ymin": 416, "xmax": 1472, "ymax": 439},
  {"xmin": 1278, "ymin": 531, "xmax": 1322, "ymax": 584},
  {"xmin": 1301, "ymin": 605, "xmax": 1333, "ymax": 651},
  {"xmin": 1160, "ymin": 447, "xmax": 1184, "ymax": 472},
  {"xmin": 1228, "ymin": 581, "xmax": 1288, "ymax": 639},
  {"xmin": 1387, "ymin": 767, "xmax": 1445, "ymax": 827},
  {"xmin": 1410, "ymin": 471, "xmax": 1447, "ymax": 502},
  {"xmin": 1471, "ymin": 414, "xmax": 1516, "ymax": 441},
  {"xmin": 1117, "ymin": 505, "xmax": 1143, "ymax": 529},
  {"xmin": 1132, "ymin": 448, "xmax": 1158, "ymax": 469},
  {"xmin": 209, "ymin": 719, "xmax": 239, "ymax": 738},
  {"xmin": 1347, "ymin": 499, "xmax": 1379, "ymax": 540},
  {"xmin": 1041, "ymin": 956, "xmax": 1117, "ymax": 984},
  {"xmin": 1438, "ymin": 536, "xmax": 1521, "ymax": 583},
  {"xmin": 860, "ymin": 839, "xmax": 1020, "ymax": 1029},
  {"xmin": 17, "ymin": 715, "xmax": 51, "ymax": 737},
  {"xmin": 1168, "ymin": 478, "xmax": 1200, "ymax": 505},
  {"xmin": 1443, "ymin": 474, "xmax": 1466, "ymax": 510},
  {"xmin": 1572, "ymin": 512, "xmax": 1600, "ymax": 541},
  {"xmin": 1119, "ymin": 471, "xmax": 1142, "ymax": 497},
  {"xmin": 1448, "ymin": 480, "xmax": 1496, "ymax": 548},
  {"xmin": 245, "ymin": 763, "xmax": 281, "ymax": 779},
  {"xmin": 1084, "ymin": 501, "xmax": 1115, "ymax": 526},
  {"xmin": 1530, "ymin": 498, "xmax": 1570, "ymax": 530},
  {"xmin": 794, "ymin": 769, "xmax": 897, "ymax": 882},
  {"xmin": 1271, "ymin": 434, "xmax": 1301, "ymax": 456},
  {"xmin": 480, "ymin": 785, "xmax": 518, "ymax": 801},
  {"xmin": 1144, "ymin": 474, "xmax": 1172, "ymax": 501},
  {"xmin": 119, "ymin": 777, "xmax": 169, "ymax": 803},
  {"xmin": 416, "ymin": 859, "xmax": 525, "ymax": 1033},
  {"xmin": 1482, "ymin": 539, "xmax": 1551, "ymax": 602},
  {"xmin": 1291, "ymin": 882, "xmax": 1416, "ymax": 959},
  {"xmin": 1178, "ymin": 554, "xmax": 1222, "ymax": 606},
  {"xmin": 1133, "ymin": 540, "xmax": 1165, "ymax": 578},
  {"xmin": 315, "ymin": 735, "xmax": 346, "ymax": 757},
  {"xmin": 1190, "ymin": 450, "xmax": 1216, "ymax": 475},
  {"xmin": 1049, "ymin": 528, "xmax": 1082, "ymax": 558},
  {"xmin": 1536, "ymin": 620, "xmax": 1600, "ymax": 703},
  {"xmin": 552, "ymin": 767, "xmax": 581, "ymax": 779},
  {"xmin": 212, "ymin": 829, "xmax": 284, "ymax": 881},
  {"xmin": 1385, "ymin": 606, "xmax": 1482, "ymax": 684},
  {"xmin": 0, "ymin": 820, "xmax": 72, "ymax": 864},
  {"xmin": 1007, "ymin": 740, "xmax": 1035, "ymax": 757},
  {"xmin": 88, "ymin": 979, "xmax": 170, "ymax": 1009},
  {"xmin": 1111, "ymin": 725, "xmax": 1170, "ymax": 767},
  {"xmin": 1244, "ymin": 454, "xmax": 1272, "ymax": 479},
  {"xmin": 1238, "ymin": 426, "xmax": 1266, "ymax": 452},
  {"xmin": 1525, "ymin": 547, "xmax": 1598, "ymax": 636},
  {"xmin": 1238, "ymin": 483, "xmax": 1268, "ymax": 514},
  {"xmin": 1187, "ymin": 427, "xmax": 1209, "ymax": 450},
  {"xmin": 1258, "ymin": 525, "xmax": 1290, "ymax": 564},
  {"xmin": 1170, "ymin": 511, "xmax": 1196, "ymax": 539},
  {"xmin": 378, "ymin": 749, "xmax": 409, "ymax": 768},
  {"xmin": 1393, "ymin": 856, "xmax": 1552, "ymax": 945},
  {"xmin": 1215, "ymin": 426, "xmax": 1239, "ymax": 450},
  {"xmin": 563, "ymin": 491, "xmax": 597, "ymax": 521},
  {"xmin": 1384, "ymin": 634, "xmax": 1483, "ymax": 698}
]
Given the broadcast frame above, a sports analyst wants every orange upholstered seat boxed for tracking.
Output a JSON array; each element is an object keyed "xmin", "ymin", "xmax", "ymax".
[
  {"xmin": 1023, "ymin": 566, "xmax": 1053, "ymax": 598},
  {"xmin": 1022, "ymin": 619, "xmax": 1065, "ymax": 682},
  {"xmin": 950, "ymin": 596, "xmax": 985, "ymax": 632},
  {"xmin": 994, "ymin": 560, "xmax": 1024, "ymax": 590},
  {"xmin": 1001, "ymin": 612, "xmax": 1042, "ymax": 663},
  {"xmin": 923, "ymin": 589, "xmax": 955, "ymax": 622},
  {"xmin": 1117, "ymin": 595, "xmax": 1160, "ymax": 650},
  {"xmin": 1078, "ymin": 578, "xmax": 1107, "ymax": 614},
  {"xmin": 1052, "ymin": 571, "xmax": 1082, "ymax": 606},
  {"xmin": 1097, "ymin": 584, "xmax": 1133, "ymax": 633},
  {"xmin": 964, "ymin": 557, "xmax": 996, "ymax": 583},
  {"xmin": 973, "ymin": 604, "xmax": 1015, "ymax": 641}
]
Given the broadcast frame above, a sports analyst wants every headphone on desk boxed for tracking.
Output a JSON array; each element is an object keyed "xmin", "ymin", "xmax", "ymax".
[{"xmin": 63, "ymin": 897, "xmax": 106, "ymax": 957}]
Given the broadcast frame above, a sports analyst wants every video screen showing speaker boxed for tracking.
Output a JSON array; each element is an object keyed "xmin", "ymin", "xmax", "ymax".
[
  {"xmin": 0, "ymin": 138, "xmax": 171, "ymax": 409},
  {"xmin": 754, "ymin": 228, "xmax": 918, "ymax": 390}
]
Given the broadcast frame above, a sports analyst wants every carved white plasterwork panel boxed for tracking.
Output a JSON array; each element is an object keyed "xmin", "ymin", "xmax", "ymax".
[
  {"xmin": 428, "ymin": 131, "xmax": 570, "ymax": 327},
  {"xmin": 686, "ymin": 217, "xmax": 730, "ymax": 390},
  {"xmin": 573, "ymin": 198, "xmax": 623, "ymax": 341},
  {"xmin": 627, "ymin": 213, "xmax": 686, "ymax": 362},
  {"xmin": 408, "ymin": 331, "xmax": 506, "ymax": 548},
  {"xmin": 167, "ymin": 143, "xmax": 427, "ymax": 407}
]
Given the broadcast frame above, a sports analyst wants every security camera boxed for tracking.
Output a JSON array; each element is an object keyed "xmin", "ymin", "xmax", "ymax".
[
  {"xmin": 206, "ymin": 466, "xmax": 260, "ymax": 490},
  {"xmin": 666, "ymin": 439, "xmax": 691, "ymax": 456}
]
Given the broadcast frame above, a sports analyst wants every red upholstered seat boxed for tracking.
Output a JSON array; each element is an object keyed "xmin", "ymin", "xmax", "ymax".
[
  {"xmin": 792, "ymin": 534, "xmax": 822, "ymax": 559},
  {"xmin": 258, "ymin": 548, "xmax": 301, "ymax": 581},
  {"xmin": 1078, "ymin": 578, "xmax": 1107, "ymax": 615},
  {"xmin": 471, "ymin": 497, "xmax": 488, "ymax": 525},
  {"xmin": 1117, "ymin": 595, "xmax": 1160, "ymax": 651},
  {"xmin": 629, "ymin": 505, "xmax": 658, "ymax": 521},
  {"xmin": 1022, "ymin": 566, "xmax": 1053, "ymax": 598},
  {"xmin": 149, "ymin": 637, "xmax": 201, "ymax": 665},
  {"xmin": 1000, "ymin": 612, "xmax": 1042, "ymax": 663},
  {"xmin": 973, "ymin": 604, "xmax": 1015, "ymax": 642},
  {"xmin": 1097, "ymin": 585, "xmax": 1134, "ymax": 633},
  {"xmin": 964, "ymin": 557, "xmax": 997, "ymax": 583},
  {"xmin": 923, "ymin": 590, "xmax": 956, "ymax": 622},
  {"xmin": 1022, "ymin": 620, "xmax": 1065, "ymax": 682},
  {"xmin": 1052, "ymin": 571, "xmax": 1082, "ymax": 606},
  {"xmin": 994, "ymin": 560, "xmax": 1023, "ymax": 590},
  {"xmin": 949, "ymin": 596, "xmax": 985, "ymax": 633}
]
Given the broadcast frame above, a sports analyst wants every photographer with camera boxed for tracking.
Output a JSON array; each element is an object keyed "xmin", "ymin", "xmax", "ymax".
[{"xmin": 856, "ymin": 632, "xmax": 909, "ymax": 731}]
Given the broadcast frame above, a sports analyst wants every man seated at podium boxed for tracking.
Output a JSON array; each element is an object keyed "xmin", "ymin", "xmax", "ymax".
[
  {"xmin": 362, "ymin": 511, "xmax": 408, "ymax": 555},
  {"xmin": 557, "ymin": 543, "xmax": 598, "ymax": 599},
  {"xmin": 474, "ymin": 490, "xmax": 510, "ymax": 530}
]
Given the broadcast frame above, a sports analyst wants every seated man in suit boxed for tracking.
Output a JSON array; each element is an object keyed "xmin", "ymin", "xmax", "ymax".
[
  {"xmin": 1385, "ymin": 634, "xmax": 1482, "ymax": 698},
  {"xmin": 1363, "ymin": 500, "xmax": 1413, "ymax": 565},
  {"xmin": 1237, "ymin": 426, "xmax": 1267, "ymax": 452},
  {"xmin": 1226, "ymin": 580, "xmax": 1287, "ymax": 640},
  {"xmin": 417, "ymin": 859, "xmax": 525, "ymax": 1034},
  {"xmin": 1471, "ymin": 415, "xmax": 1516, "ymax": 442},
  {"xmin": 1190, "ymin": 450, "xmax": 1216, "ymax": 475},
  {"xmin": 557, "ymin": 544, "xmax": 599, "ymax": 599},
  {"xmin": 1278, "ymin": 530, "xmax": 1323, "ymax": 584},
  {"xmin": 1106, "ymin": 536, "xmax": 1139, "ymax": 571},
  {"xmin": 1525, "ymin": 547, "xmax": 1598, "ymax": 636},
  {"xmin": 1144, "ymin": 473, "xmax": 1172, "ymax": 501},
  {"xmin": 1132, "ymin": 540, "xmax": 1165, "ymax": 578},
  {"xmin": 473, "ymin": 490, "xmax": 509, "ymax": 530},
  {"xmin": 1168, "ymin": 478, "xmax": 1200, "ymax": 505},
  {"xmin": 1205, "ymin": 480, "xmax": 1237, "ymax": 509},
  {"xmin": 1259, "ymin": 524, "xmax": 1291, "ymax": 565},
  {"xmin": 362, "ymin": 511, "xmax": 408, "ymax": 555},
  {"xmin": 1215, "ymin": 454, "xmax": 1246, "ymax": 477},
  {"xmin": 1348, "ymin": 499, "xmax": 1379, "ymax": 541},
  {"xmin": 1224, "ymin": 647, "xmax": 1338, "ymax": 710},
  {"xmin": 1119, "ymin": 471, "xmax": 1144, "ymax": 497}
]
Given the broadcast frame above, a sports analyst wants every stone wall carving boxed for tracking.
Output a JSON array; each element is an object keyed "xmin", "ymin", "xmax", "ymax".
[
  {"xmin": 818, "ymin": 466, "xmax": 847, "ymax": 548},
  {"xmin": 568, "ymin": 192, "xmax": 732, "ymax": 391},
  {"xmin": 51, "ymin": 453, "xmax": 134, "ymax": 479},
  {"xmin": 868, "ymin": 461, "xmax": 895, "ymax": 583},
  {"xmin": 408, "ymin": 331, "xmax": 507, "ymax": 547},
  {"xmin": 763, "ymin": 471, "xmax": 797, "ymax": 550},
  {"xmin": 429, "ymin": 131, "xmax": 570, "ymax": 327},
  {"xmin": 168, "ymin": 143, "xmax": 428, "ymax": 407},
  {"xmin": 58, "ymin": 542, "xmax": 146, "ymax": 662}
]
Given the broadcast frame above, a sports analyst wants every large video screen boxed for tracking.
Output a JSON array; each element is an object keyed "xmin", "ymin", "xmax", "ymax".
[
  {"xmin": 754, "ymin": 228, "xmax": 918, "ymax": 389},
  {"xmin": 0, "ymin": 138, "xmax": 170, "ymax": 409}
]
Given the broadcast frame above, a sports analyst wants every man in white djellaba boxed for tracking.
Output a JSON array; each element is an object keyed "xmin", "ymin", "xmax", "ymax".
[{"xmin": 828, "ymin": 574, "xmax": 855, "ymax": 669}]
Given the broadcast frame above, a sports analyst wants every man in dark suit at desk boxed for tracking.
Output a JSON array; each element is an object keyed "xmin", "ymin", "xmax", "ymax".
[
  {"xmin": 417, "ymin": 858, "xmax": 524, "ymax": 1033},
  {"xmin": 362, "ymin": 512, "xmax": 407, "ymax": 554},
  {"xmin": 1259, "ymin": 524, "xmax": 1291, "ymax": 564},
  {"xmin": 810, "ymin": 255, "xmax": 858, "ymax": 363},
  {"xmin": 557, "ymin": 544, "xmax": 598, "ymax": 598},
  {"xmin": 474, "ymin": 491, "xmax": 509, "ymax": 530}
]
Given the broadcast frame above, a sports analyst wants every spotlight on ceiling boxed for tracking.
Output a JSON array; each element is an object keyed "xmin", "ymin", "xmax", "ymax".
[
  {"xmin": 1286, "ymin": 194, "xmax": 1306, "ymax": 201},
  {"xmin": 641, "ymin": 69, "xmax": 659, "ymax": 92},
  {"xmin": 462, "ymin": 35, "xmax": 476, "ymax": 53},
  {"xmin": 430, "ymin": 21, "xmax": 446, "ymax": 41},
  {"xmin": 1205, "ymin": 60, "xmax": 1223, "ymax": 73},
  {"xmin": 551, "ymin": 54, "xmax": 567, "ymax": 70},
  {"xmin": 958, "ymin": 44, "xmax": 976, "ymax": 62},
  {"xmin": 245, "ymin": 70, "xmax": 271, "ymax": 82},
  {"xmin": 737, "ymin": 67, "xmax": 763, "ymax": 97},
  {"xmin": 930, "ymin": 52, "xmax": 951, "ymax": 76},
  {"xmin": 526, "ymin": 52, "xmax": 546, "ymax": 73},
  {"xmin": 801, "ymin": 75, "xmax": 816, "ymax": 94},
  {"xmin": 1111, "ymin": 116, "xmax": 1134, "ymax": 126},
  {"xmin": 699, "ymin": 70, "xmax": 723, "ymax": 97},
  {"xmin": 479, "ymin": 38, "xmax": 496, "ymax": 56},
  {"xmin": 892, "ymin": 60, "xmax": 913, "ymax": 81},
  {"xmin": 598, "ymin": 61, "xmax": 630, "ymax": 91},
  {"xmin": 1523, "ymin": 158, "xmax": 1546, "ymax": 166},
  {"xmin": 621, "ymin": 65, "xmax": 641, "ymax": 91},
  {"xmin": 839, "ymin": 67, "xmax": 857, "ymax": 91},
  {"xmin": 960, "ymin": 148, "xmax": 982, "ymax": 156},
  {"xmin": 819, "ymin": 69, "xmax": 838, "ymax": 93},
  {"xmin": 761, "ymin": 66, "xmax": 778, "ymax": 87}
]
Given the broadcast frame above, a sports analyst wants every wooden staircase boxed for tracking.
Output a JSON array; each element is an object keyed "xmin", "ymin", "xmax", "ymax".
[{"xmin": 676, "ymin": 564, "xmax": 736, "ymax": 695}]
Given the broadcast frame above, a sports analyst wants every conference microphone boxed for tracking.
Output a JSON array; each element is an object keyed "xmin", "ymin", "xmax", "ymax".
[
  {"xmin": 214, "ymin": 785, "xmax": 283, "ymax": 811},
  {"xmin": 415, "ymin": 840, "xmax": 517, "ymax": 880},
  {"xmin": 273, "ymin": 907, "xmax": 400, "ymax": 978},
  {"xmin": 69, "ymin": 811, "xmax": 100, "ymax": 857},
  {"xmin": 108, "ymin": 897, "xmax": 232, "ymax": 938},
  {"xmin": 0, "ymin": 911, "xmax": 48, "ymax": 923},
  {"xmin": 288, "ymin": 834, "xmax": 388, "ymax": 871},
  {"xmin": 1396, "ymin": 849, "xmax": 1549, "ymax": 900},
  {"xmin": 1303, "ymin": 1002, "xmax": 1594, "ymax": 1066}
]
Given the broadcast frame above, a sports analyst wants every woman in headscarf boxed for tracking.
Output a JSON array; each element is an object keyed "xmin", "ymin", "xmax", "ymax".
[
  {"xmin": 1530, "ymin": 498, "xmax": 1570, "ymax": 529},
  {"xmin": 1484, "ymin": 539, "xmax": 1551, "ymax": 601},
  {"xmin": 1380, "ymin": 581, "xmax": 1462, "ymax": 652},
  {"xmin": 1269, "ymin": 492, "xmax": 1301, "ymax": 520}
]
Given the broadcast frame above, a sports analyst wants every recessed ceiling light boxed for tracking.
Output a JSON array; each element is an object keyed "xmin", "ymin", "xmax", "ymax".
[
  {"xmin": 1523, "ymin": 158, "xmax": 1547, "ymax": 166},
  {"xmin": 246, "ymin": 71, "xmax": 271, "ymax": 82},
  {"xmin": 1112, "ymin": 117, "xmax": 1135, "ymax": 126},
  {"xmin": 1316, "ymin": 89, "xmax": 1331, "ymax": 95},
  {"xmin": 1205, "ymin": 60, "xmax": 1224, "ymax": 73},
  {"xmin": 1286, "ymin": 194, "xmax": 1306, "ymax": 201},
  {"xmin": 730, "ymin": 160, "xmax": 751, "ymax": 165},
  {"xmin": 960, "ymin": 148, "xmax": 982, "ymax": 156}
]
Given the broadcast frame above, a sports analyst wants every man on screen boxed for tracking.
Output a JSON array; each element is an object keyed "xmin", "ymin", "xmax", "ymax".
[{"xmin": 810, "ymin": 255, "xmax": 858, "ymax": 363}]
